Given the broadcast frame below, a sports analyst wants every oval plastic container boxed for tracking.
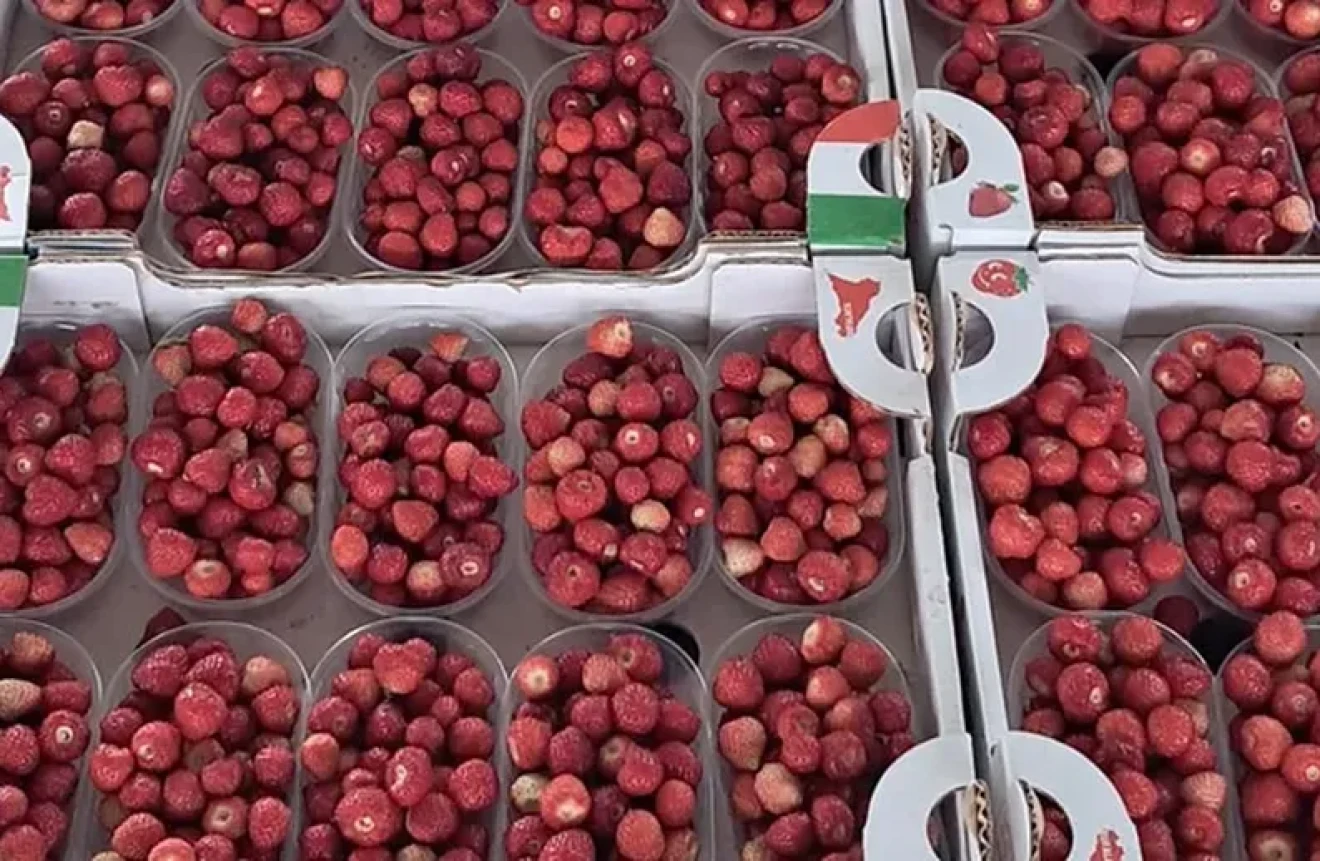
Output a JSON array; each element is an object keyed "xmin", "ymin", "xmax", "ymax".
[
  {"xmin": 704, "ymin": 316, "xmax": 907, "ymax": 614},
  {"xmin": 494, "ymin": 623, "xmax": 715, "ymax": 859},
  {"xmin": 0, "ymin": 619, "xmax": 101, "ymax": 861},
  {"xmin": 969, "ymin": 326, "xmax": 1184, "ymax": 619},
  {"xmin": 20, "ymin": 0, "xmax": 182, "ymax": 39},
  {"xmin": 1106, "ymin": 43, "xmax": 1312, "ymax": 257},
  {"xmin": 1070, "ymin": 0, "xmax": 1230, "ymax": 50},
  {"xmin": 341, "ymin": 49, "xmax": 530, "ymax": 276},
  {"xmin": 0, "ymin": 322, "xmax": 139, "ymax": 619},
  {"xmin": 152, "ymin": 49, "xmax": 358, "ymax": 276},
  {"xmin": 1232, "ymin": 0, "xmax": 1314, "ymax": 54},
  {"xmin": 517, "ymin": 0, "xmax": 679, "ymax": 54},
  {"xmin": 13, "ymin": 36, "xmax": 183, "ymax": 239},
  {"xmin": 1009, "ymin": 612, "xmax": 1243, "ymax": 859},
  {"xmin": 693, "ymin": 37, "xmax": 844, "ymax": 234},
  {"xmin": 1215, "ymin": 620, "xmax": 1320, "ymax": 859},
  {"xmin": 297, "ymin": 617, "xmax": 506, "ymax": 856},
  {"xmin": 184, "ymin": 0, "xmax": 348, "ymax": 49},
  {"xmin": 322, "ymin": 312, "xmax": 521, "ymax": 616},
  {"xmin": 84, "ymin": 621, "xmax": 308, "ymax": 856},
  {"xmin": 1275, "ymin": 48, "xmax": 1320, "ymax": 246},
  {"xmin": 917, "ymin": 0, "xmax": 1065, "ymax": 43},
  {"xmin": 127, "ymin": 302, "xmax": 333, "ymax": 614},
  {"xmin": 1142, "ymin": 324, "xmax": 1320, "ymax": 622},
  {"xmin": 934, "ymin": 31, "xmax": 1133, "ymax": 225},
  {"xmin": 514, "ymin": 52, "xmax": 701, "ymax": 273},
  {"xmin": 685, "ymin": 0, "xmax": 843, "ymax": 44},
  {"xmin": 518, "ymin": 319, "xmax": 713, "ymax": 623},
  {"xmin": 705, "ymin": 615, "xmax": 913, "ymax": 858},
  {"xmin": 347, "ymin": 0, "xmax": 506, "ymax": 50}
]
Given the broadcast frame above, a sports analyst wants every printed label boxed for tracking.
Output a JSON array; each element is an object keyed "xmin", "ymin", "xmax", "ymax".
[
  {"xmin": 970, "ymin": 259, "xmax": 1030, "ymax": 298},
  {"xmin": 828, "ymin": 273, "xmax": 880, "ymax": 338},
  {"xmin": 967, "ymin": 182, "xmax": 1018, "ymax": 218},
  {"xmin": 1089, "ymin": 829, "xmax": 1124, "ymax": 861}
]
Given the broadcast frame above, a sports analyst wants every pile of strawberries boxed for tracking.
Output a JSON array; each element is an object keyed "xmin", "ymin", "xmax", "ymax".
[
  {"xmin": 88, "ymin": 630, "xmax": 302, "ymax": 858},
  {"xmin": 702, "ymin": 53, "xmax": 860, "ymax": 232},
  {"xmin": 1221, "ymin": 610, "xmax": 1320, "ymax": 859},
  {"xmin": 522, "ymin": 315, "xmax": 710, "ymax": 614},
  {"xmin": 941, "ymin": 26, "xmax": 1126, "ymax": 223},
  {"xmin": 163, "ymin": 48, "xmax": 353, "ymax": 271},
  {"xmin": 132, "ymin": 297, "xmax": 319, "ymax": 602},
  {"xmin": 1020, "ymin": 614, "xmax": 1228, "ymax": 860},
  {"xmin": 970, "ymin": 323, "xmax": 1186, "ymax": 610},
  {"xmin": 0, "ymin": 629, "xmax": 94, "ymax": 858},
  {"xmin": 0, "ymin": 38, "xmax": 176, "ymax": 232},
  {"xmin": 712, "ymin": 615, "xmax": 913, "ymax": 859},
  {"xmin": 524, "ymin": 44, "xmax": 693, "ymax": 270},
  {"xmin": 358, "ymin": 0, "xmax": 499, "ymax": 43},
  {"xmin": 1151, "ymin": 328, "xmax": 1320, "ymax": 616},
  {"xmin": 516, "ymin": 0, "xmax": 668, "ymax": 46},
  {"xmin": 924, "ymin": 0, "xmax": 1051, "ymax": 26},
  {"xmin": 714, "ymin": 323, "xmax": 893, "ymax": 606},
  {"xmin": 1076, "ymin": 0, "xmax": 1219, "ymax": 38},
  {"xmin": 0, "ymin": 324, "xmax": 128, "ymax": 612},
  {"xmin": 356, "ymin": 45, "xmax": 524, "ymax": 272},
  {"xmin": 329, "ymin": 327, "xmax": 518, "ymax": 609},
  {"xmin": 503, "ymin": 630, "xmax": 705, "ymax": 859},
  {"xmin": 296, "ymin": 628, "xmax": 498, "ymax": 856},
  {"xmin": 1279, "ymin": 52, "xmax": 1320, "ymax": 214},
  {"xmin": 197, "ymin": 0, "xmax": 342, "ymax": 42},
  {"xmin": 696, "ymin": 0, "xmax": 833, "ymax": 34},
  {"xmin": 1242, "ymin": 0, "xmax": 1320, "ymax": 38},
  {"xmin": 1108, "ymin": 43, "xmax": 1312, "ymax": 255},
  {"xmin": 30, "ymin": 0, "xmax": 173, "ymax": 29}
]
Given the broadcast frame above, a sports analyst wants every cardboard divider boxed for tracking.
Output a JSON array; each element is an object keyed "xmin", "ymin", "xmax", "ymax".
[{"xmin": 929, "ymin": 263, "xmax": 1142, "ymax": 861}]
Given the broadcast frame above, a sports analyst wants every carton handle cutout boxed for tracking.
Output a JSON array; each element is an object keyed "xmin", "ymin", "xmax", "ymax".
[
  {"xmin": 862, "ymin": 734, "xmax": 977, "ymax": 860},
  {"xmin": 941, "ymin": 254, "xmax": 1048, "ymax": 418},
  {"xmin": 911, "ymin": 89, "xmax": 1036, "ymax": 247},
  {"xmin": 814, "ymin": 256, "xmax": 930, "ymax": 419},
  {"xmin": 1003, "ymin": 732, "xmax": 1141, "ymax": 861}
]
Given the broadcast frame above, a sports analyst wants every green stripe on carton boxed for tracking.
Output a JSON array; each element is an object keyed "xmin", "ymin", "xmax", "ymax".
[
  {"xmin": 0, "ymin": 255, "xmax": 26, "ymax": 308},
  {"xmin": 808, "ymin": 194, "xmax": 904, "ymax": 250}
]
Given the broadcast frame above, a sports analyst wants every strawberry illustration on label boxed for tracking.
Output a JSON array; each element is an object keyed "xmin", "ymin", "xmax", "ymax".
[
  {"xmin": 1089, "ymin": 829, "xmax": 1124, "ymax": 861},
  {"xmin": 967, "ymin": 182, "xmax": 1018, "ymax": 218},
  {"xmin": 971, "ymin": 259, "xmax": 1029, "ymax": 297},
  {"xmin": 828, "ymin": 273, "xmax": 880, "ymax": 337}
]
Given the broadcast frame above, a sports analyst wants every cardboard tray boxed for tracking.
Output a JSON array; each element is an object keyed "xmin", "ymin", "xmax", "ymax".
[{"xmin": 17, "ymin": 292, "xmax": 988, "ymax": 858}]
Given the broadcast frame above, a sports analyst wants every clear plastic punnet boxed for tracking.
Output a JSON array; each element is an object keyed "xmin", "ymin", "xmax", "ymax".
[
  {"xmin": 129, "ymin": 302, "xmax": 333, "ymax": 614},
  {"xmin": 704, "ymin": 315, "xmax": 908, "ymax": 614},
  {"xmin": 518, "ymin": 318, "xmax": 713, "ymax": 622},
  {"xmin": 1142, "ymin": 323, "xmax": 1320, "ymax": 622},
  {"xmin": 322, "ymin": 311, "xmax": 521, "ymax": 616},
  {"xmin": 85, "ymin": 621, "xmax": 309, "ymax": 856},
  {"xmin": 494, "ymin": 623, "xmax": 715, "ymax": 860},
  {"xmin": 152, "ymin": 48, "xmax": 359, "ymax": 275}
]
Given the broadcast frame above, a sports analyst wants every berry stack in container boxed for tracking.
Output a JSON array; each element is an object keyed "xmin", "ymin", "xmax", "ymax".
[
  {"xmin": 519, "ymin": 315, "xmax": 713, "ymax": 619},
  {"xmin": 966, "ymin": 322, "xmax": 1187, "ymax": 614},
  {"xmin": 130, "ymin": 297, "xmax": 329, "ymax": 610},
  {"xmin": 1009, "ymin": 613, "xmax": 1237, "ymax": 860},
  {"xmin": 500, "ymin": 624, "xmax": 714, "ymax": 860},
  {"xmin": 85, "ymin": 621, "xmax": 308, "ymax": 859},
  {"xmin": 295, "ymin": 618, "xmax": 505, "ymax": 858},
  {"xmin": 1147, "ymin": 324, "xmax": 1320, "ymax": 619},
  {"xmin": 326, "ymin": 314, "xmax": 520, "ymax": 614},
  {"xmin": 709, "ymin": 317, "xmax": 902, "ymax": 611}
]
